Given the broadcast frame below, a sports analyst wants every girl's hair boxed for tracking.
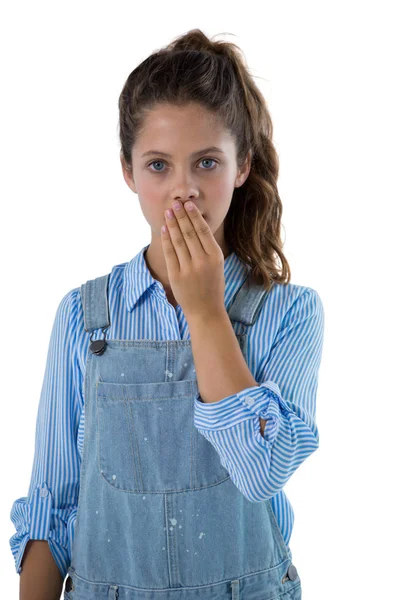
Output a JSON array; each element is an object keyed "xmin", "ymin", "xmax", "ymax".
[{"xmin": 118, "ymin": 29, "xmax": 291, "ymax": 290}]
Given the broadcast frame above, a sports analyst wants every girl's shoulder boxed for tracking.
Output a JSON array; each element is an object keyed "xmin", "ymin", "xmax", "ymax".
[
  {"xmin": 65, "ymin": 259, "xmax": 130, "ymax": 309},
  {"xmin": 266, "ymin": 280, "xmax": 324, "ymax": 315}
]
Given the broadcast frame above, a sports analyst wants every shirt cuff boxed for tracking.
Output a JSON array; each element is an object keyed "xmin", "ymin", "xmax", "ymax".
[
  {"xmin": 9, "ymin": 484, "xmax": 73, "ymax": 579},
  {"xmin": 194, "ymin": 380, "xmax": 293, "ymax": 445}
]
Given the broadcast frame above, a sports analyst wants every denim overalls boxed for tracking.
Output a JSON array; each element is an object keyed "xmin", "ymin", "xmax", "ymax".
[{"xmin": 64, "ymin": 270, "xmax": 302, "ymax": 600}]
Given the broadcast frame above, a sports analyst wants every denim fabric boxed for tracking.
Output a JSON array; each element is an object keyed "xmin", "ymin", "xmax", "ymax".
[{"xmin": 64, "ymin": 272, "xmax": 301, "ymax": 599}]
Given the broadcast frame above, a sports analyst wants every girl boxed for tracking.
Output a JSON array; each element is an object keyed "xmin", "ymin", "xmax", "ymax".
[{"xmin": 10, "ymin": 29, "xmax": 324, "ymax": 600}]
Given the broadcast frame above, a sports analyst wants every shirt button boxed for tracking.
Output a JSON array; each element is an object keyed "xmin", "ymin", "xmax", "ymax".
[
  {"xmin": 40, "ymin": 488, "xmax": 48, "ymax": 498},
  {"xmin": 287, "ymin": 564, "xmax": 298, "ymax": 581},
  {"xmin": 244, "ymin": 396, "xmax": 255, "ymax": 405}
]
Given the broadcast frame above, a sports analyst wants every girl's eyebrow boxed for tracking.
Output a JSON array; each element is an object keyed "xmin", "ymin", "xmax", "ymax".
[{"xmin": 141, "ymin": 146, "xmax": 225, "ymax": 158}]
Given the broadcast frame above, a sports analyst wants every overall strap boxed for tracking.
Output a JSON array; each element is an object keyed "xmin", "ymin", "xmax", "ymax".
[
  {"xmin": 227, "ymin": 272, "xmax": 274, "ymax": 328},
  {"xmin": 80, "ymin": 273, "xmax": 111, "ymax": 333}
]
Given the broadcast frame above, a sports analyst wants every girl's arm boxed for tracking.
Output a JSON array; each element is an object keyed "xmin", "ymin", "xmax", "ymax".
[
  {"xmin": 193, "ymin": 287, "xmax": 325, "ymax": 502},
  {"xmin": 10, "ymin": 288, "xmax": 82, "ymax": 585}
]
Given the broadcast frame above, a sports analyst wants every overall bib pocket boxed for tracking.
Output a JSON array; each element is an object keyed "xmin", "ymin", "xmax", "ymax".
[{"xmin": 96, "ymin": 380, "xmax": 231, "ymax": 493}]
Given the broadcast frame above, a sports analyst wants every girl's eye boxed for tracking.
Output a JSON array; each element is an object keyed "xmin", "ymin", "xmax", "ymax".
[{"xmin": 147, "ymin": 158, "xmax": 218, "ymax": 173}]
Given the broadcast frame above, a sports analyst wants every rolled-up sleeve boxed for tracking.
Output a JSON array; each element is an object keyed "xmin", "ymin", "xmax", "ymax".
[
  {"xmin": 194, "ymin": 287, "xmax": 325, "ymax": 502},
  {"xmin": 9, "ymin": 288, "xmax": 82, "ymax": 579}
]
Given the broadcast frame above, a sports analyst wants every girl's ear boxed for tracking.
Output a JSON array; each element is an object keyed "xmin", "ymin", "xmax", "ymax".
[
  {"xmin": 120, "ymin": 153, "xmax": 137, "ymax": 194},
  {"xmin": 234, "ymin": 150, "xmax": 252, "ymax": 189}
]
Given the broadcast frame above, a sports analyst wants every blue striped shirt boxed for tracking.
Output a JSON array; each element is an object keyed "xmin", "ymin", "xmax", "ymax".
[{"xmin": 9, "ymin": 243, "xmax": 324, "ymax": 580}]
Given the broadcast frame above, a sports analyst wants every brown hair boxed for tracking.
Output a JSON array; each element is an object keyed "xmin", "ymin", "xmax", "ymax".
[{"xmin": 118, "ymin": 28, "xmax": 291, "ymax": 290}]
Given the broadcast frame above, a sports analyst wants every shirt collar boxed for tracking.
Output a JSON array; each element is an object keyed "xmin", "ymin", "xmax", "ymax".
[{"xmin": 123, "ymin": 243, "xmax": 250, "ymax": 313}]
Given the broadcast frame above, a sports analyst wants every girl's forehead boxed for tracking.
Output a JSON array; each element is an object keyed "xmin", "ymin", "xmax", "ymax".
[
  {"xmin": 142, "ymin": 102, "xmax": 225, "ymax": 130},
  {"xmin": 135, "ymin": 108, "xmax": 231, "ymax": 151}
]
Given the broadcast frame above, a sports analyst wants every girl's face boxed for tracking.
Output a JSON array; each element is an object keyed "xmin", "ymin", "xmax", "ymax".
[{"xmin": 121, "ymin": 102, "xmax": 251, "ymax": 252}]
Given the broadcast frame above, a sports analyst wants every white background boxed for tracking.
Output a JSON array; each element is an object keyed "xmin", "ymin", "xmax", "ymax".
[{"xmin": 1, "ymin": 1, "xmax": 399, "ymax": 598}]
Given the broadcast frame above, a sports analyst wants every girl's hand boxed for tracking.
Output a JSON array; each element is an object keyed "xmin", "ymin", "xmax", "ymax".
[{"xmin": 161, "ymin": 200, "xmax": 226, "ymax": 320}]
